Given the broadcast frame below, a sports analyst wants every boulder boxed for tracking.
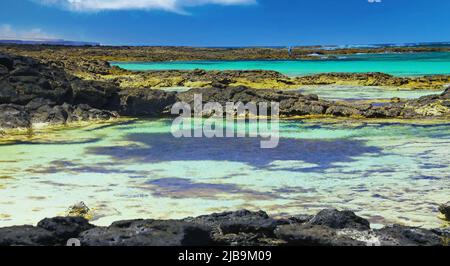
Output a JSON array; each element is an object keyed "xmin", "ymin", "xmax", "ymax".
[
  {"xmin": 0, "ymin": 225, "xmax": 55, "ymax": 246},
  {"xmin": 120, "ymin": 88, "xmax": 177, "ymax": 116},
  {"xmin": 308, "ymin": 209, "xmax": 371, "ymax": 230},
  {"xmin": 374, "ymin": 225, "xmax": 443, "ymax": 246},
  {"xmin": 438, "ymin": 202, "xmax": 450, "ymax": 221},
  {"xmin": 79, "ymin": 219, "xmax": 213, "ymax": 246},
  {"xmin": 275, "ymin": 223, "xmax": 365, "ymax": 246},
  {"xmin": 37, "ymin": 217, "xmax": 94, "ymax": 244},
  {"xmin": 186, "ymin": 210, "xmax": 278, "ymax": 246},
  {"xmin": 0, "ymin": 104, "xmax": 31, "ymax": 129}
]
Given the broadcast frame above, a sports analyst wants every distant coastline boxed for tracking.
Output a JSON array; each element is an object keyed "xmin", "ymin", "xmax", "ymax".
[{"xmin": 0, "ymin": 39, "xmax": 100, "ymax": 46}]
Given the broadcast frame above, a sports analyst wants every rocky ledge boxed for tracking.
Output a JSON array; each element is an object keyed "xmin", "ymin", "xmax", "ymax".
[
  {"xmin": 0, "ymin": 209, "xmax": 448, "ymax": 246},
  {"xmin": 0, "ymin": 53, "xmax": 174, "ymax": 131},
  {"xmin": 177, "ymin": 86, "xmax": 450, "ymax": 119}
]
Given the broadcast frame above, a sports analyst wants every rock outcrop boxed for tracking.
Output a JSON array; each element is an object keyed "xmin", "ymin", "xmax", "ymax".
[
  {"xmin": 0, "ymin": 209, "xmax": 447, "ymax": 246},
  {"xmin": 0, "ymin": 53, "xmax": 119, "ymax": 129},
  {"xmin": 176, "ymin": 86, "xmax": 450, "ymax": 119},
  {"xmin": 1, "ymin": 52, "xmax": 449, "ymax": 132}
]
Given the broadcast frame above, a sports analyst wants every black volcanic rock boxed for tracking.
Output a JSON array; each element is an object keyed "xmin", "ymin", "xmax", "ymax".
[
  {"xmin": 308, "ymin": 209, "xmax": 371, "ymax": 230},
  {"xmin": 37, "ymin": 217, "xmax": 94, "ymax": 245},
  {"xmin": 120, "ymin": 88, "xmax": 177, "ymax": 116},
  {"xmin": 0, "ymin": 208, "xmax": 447, "ymax": 246},
  {"xmin": 79, "ymin": 219, "xmax": 213, "ymax": 246},
  {"xmin": 374, "ymin": 225, "xmax": 444, "ymax": 246},
  {"xmin": 439, "ymin": 202, "xmax": 450, "ymax": 221},
  {"xmin": 0, "ymin": 225, "xmax": 55, "ymax": 246},
  {"xmin": 185, "ymin": 210, "xmax": 279, "ymax": 246},
  {"xmin": 0, "ymin": 52, "xmax": 121, "ymax": 128},
  {"xmin": 275, "ymin": 223, "xmax": 365, "ymax": 246},
  {"xmin": 189, "ymin": 210, "xmax": 277, "ymax": 235},
  {"xmin": 0, "ymin": 104, "xmax": 31, "ymax": 129}
]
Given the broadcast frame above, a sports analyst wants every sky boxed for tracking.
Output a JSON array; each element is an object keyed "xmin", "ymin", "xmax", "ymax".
[{"xmin": 0, "ymin": 0, "xmax": 449, "ymax": 46}]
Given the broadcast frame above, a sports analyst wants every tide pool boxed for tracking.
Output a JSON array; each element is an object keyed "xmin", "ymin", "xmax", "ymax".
[
  {"xmin": 297, "ymin": 85, "xmax": 442, "ymax": 101},
  {"xmin": 112, "ymin": 52, "xmax": 450, "ymax": 77},
  {"xmin": 0, "ymin": 119, "xmax": 449, "ymax": 228}
]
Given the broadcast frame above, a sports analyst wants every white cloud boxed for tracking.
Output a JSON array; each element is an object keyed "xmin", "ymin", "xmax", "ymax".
[
  {"xmin": 0, "ymin": 24, "xmax": 57, "ymax": 40},
  {"xmin": 35, "ymin": 0, "xmax": 257, "ymax": 13}
]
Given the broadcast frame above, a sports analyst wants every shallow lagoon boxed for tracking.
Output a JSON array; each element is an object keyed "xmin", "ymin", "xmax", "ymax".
[
  {"xmin": 0, "ymin": 119, "xmax": 449, "ymax": 228},
  {"xmin": 113, "ymin": 52, "xmax": 450, "ymax": 76}
]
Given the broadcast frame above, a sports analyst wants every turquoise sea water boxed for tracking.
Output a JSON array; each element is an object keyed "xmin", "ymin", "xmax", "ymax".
[
  {"xmin": 112, "ymin": 52, "xmax": 450, "ymax": 77},
  {"xmin": 1, "ymin": 119, "xmax": 449, "ymax": 228}
]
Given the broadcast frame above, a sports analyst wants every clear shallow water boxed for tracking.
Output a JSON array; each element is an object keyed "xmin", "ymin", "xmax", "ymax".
[
  {"xmin": 0, "ymin": 119, "xmax": 449, "ymax": 228},
  {"xmin": 297, "ymin": 85, "xmax": 442, "ymax": 101},
  {"xmin": 112, "ymin": 52, "xmax": 450, "ymax": 77}
]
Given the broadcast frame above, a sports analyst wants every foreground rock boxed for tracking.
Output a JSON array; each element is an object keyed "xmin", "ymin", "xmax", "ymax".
[{"xmin": 0, "ymin": 209, "xmax": 447, "ymax": 246}]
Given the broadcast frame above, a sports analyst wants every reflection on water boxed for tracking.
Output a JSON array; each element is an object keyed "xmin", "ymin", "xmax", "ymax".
[{"xmin": 0, "ymin": 119, "xmax": 449, "ymax": 228}]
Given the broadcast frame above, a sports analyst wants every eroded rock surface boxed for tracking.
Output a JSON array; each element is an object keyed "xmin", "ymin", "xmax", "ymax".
[
  {"xmin": 0, "ymin": 209, "xmax": 447, "ymax": 246},
  {"xmin": 176, "ymin": 86, "xmax": 450, "ymax": 119}
]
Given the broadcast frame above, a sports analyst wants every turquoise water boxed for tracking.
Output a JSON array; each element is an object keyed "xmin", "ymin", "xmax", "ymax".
[
  {"xmin": 112, "ymin": 52, "xmax": 450, "ymax": 77},
  {"xmin": 1, "ymin": 119, "xmax": 449, "ymax": 228}
]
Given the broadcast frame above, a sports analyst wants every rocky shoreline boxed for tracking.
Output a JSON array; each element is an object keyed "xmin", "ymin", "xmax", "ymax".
[
  {"xmin": 1, "ymin": 44, "xmax": 450, "ymax": 91},
  {"xmin": 0, "ymin": 209, "xmax": 448, "ymax": 246},
  {"xmin": 2, "ymin": 43, "xmax": 450, "ymax": 62},
  {"xmin": 1, "ymin": 52, "xmax": 450, "ymax": 133}
]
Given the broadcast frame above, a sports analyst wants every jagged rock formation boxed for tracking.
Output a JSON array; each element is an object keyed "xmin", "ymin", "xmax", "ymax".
[
  {"xmin": 0, "ymin": 209, "xmax": 447, "ymax": 246},
  {"xmin": 0, "ymin": 53, "xmax": 119, "ymax": 129},
  {"xmin": 176, "ymin": 86, "xmax": 450, "ymax": 119}
]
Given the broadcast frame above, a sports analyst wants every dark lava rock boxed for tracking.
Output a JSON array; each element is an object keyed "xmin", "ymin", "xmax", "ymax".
[
  {"xmin": 71, "ymin": 80, "xmax": 121, "ymax": 110},
  {"xmin": 0, "ymin": 54, "xmax": 14, "ymax": 70},
  {"xmin": 438, "ymin": 202, "xmax": 450, "ymax": 221},
  {"xmin": 186, "ymin": 210, "xmax": 278, "ymax": 246},
  {"xmin": 374, "ymin": 225, "xmax": 443, "ymax": 246},
  {"xmin": 0, "ymin": 225, "xmax": 55, "ymax": 246},
  {"xmin": 120, "ymin": 88, "xmax": 177, "ymax": 116},
  {"xmin": 79, "ymin": 219, "xmax": 213, "ymax": 246},
  {"xmin": 0, "ymin": 104, "xmax": 31, "ymax": 129},
  {"xmin": 189, "ymin": 210, "xmax": 277, "ymax": 236},
  {"xmin": 37, "ymin": 217, "xmax": 94, "ymax": 244},
  {"xmin": 308, "ymin": 209, "xmax": 370, "ymax": 230},
  {"xmin": 275, "ymin": 224, "xmax": 365, "ymax": 246}
]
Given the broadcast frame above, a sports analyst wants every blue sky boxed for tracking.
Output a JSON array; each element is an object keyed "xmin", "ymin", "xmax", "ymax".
[{"xmin": 0, "ymin": 0, "xmax": 449, "ymax": 46}]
